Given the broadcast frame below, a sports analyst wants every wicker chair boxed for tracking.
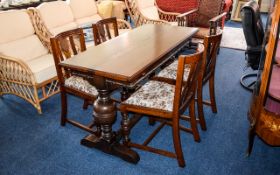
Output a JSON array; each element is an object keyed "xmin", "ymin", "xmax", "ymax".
[
  {"xmin": 50, "ymin": 28, "xmax": 99, "ymax": 133},
  {"xmin": 0, "ymin": 10, "xmax": 59, "ymax": 114},
  {"xmin": 120, "ymin": 44, "xmax": 204, "ymax": 167},
  {"xmin": 153, "ymin": 32, "xmax": 222, "ymax": 131},
  {"xmin": 28, "ymin": 0, "xmax": 131, "ymax": 51},
  {"xmin": 125, "ymin": 0, "xmax": 185, "ymax": 26},
  {"xmin": 182, "ymin": 0, "xmax": 227, "ymax": 39}
]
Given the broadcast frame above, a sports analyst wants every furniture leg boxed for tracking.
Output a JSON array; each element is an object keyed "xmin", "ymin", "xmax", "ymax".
[
  {"xmin": 189, "ymin": 98, "xmax": 200, "ymax": 142},
  {"xmin": 209, "ymin": 75, "xmax": 217, "ymax": 113},
  {"xmin": 60, "ymin": 89, "xmax": 67, "ymax": 126},
  {"xmin": 197, "ymin": 77, "xmax": 207, "ymax": 130},
  {"xmin": 121, "ymin": 112, "xmax": 130, "ymax": 145},
  {"xmin": 80, "ymin": 85, "xmax": 140, "ymax": 164},
  {"xmin": 172, "ymin": 116, "xmax": 185, "ymax": 167},
  {"xmin": 247, "ymin": 124, "xmax": 256, "ymax": 156}
]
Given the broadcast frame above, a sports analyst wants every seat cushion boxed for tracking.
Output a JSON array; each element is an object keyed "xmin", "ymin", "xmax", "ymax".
[
  {"xmin": 137, "ymin": 0, "xmax": 155, "ymax": 9},
  {"xmin": 0, "ymin": 35, "xmax": 49, "ymax": 62},
  {"xmin": 69, "ymin": 0, "xmax": 99, "ymax": 20},
  {"xmin": 156, "ymin": 60, "xmax": 190, "ymax": 81},
  {"xmin": 64, "ymin": 75, "xmax": 98, "ymax": 96},
  {"xmin": 25, "ymin": 54, "xmax": 57, "ymax": 84},
  {"xmin": 0, "ymin": 10, "xmax": 35, "ymax": 44},
  {"xmin": 123, "ymin": 80, "xmax": 175, "ymax": 112},
  {"xmin": 37, "ymin": 1, "xmax": 76, "ymax": 33},
  {"xmin": 194, "ymin": 27, "xmax": 210, "ymax": 39},
  {"xmin": 49, "ymin": 22, "xmax": 78, "ymax": 36}
]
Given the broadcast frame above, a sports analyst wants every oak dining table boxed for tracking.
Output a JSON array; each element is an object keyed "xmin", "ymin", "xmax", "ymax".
[{"xmin": 59, "ymin": 24, "xmax": 198, "ymax": 163}]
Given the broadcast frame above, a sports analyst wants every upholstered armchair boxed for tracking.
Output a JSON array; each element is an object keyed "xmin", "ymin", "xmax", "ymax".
[
  {"xmin": 176, "ymin": 0, "xmax": 227, "ymax": 39},
  {"xmin": 125, "ymin": 0, "xmax": 184, "ymax": 26},
  {"xmin": 0, "ymin": 10, "xmax": 59, "ymax": 113}
]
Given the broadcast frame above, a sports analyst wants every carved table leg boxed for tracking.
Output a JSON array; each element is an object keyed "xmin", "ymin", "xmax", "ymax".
[{"xmin": 81, "ymin": 87, "xmax": 140, "ymax": 164}]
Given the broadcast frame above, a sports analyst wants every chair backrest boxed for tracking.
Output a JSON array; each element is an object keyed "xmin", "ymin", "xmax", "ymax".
[
  {"xmin": 156, "ymin": 0, "xmax": 198, "ymax": 13},
  {"xmin": 241, "ymin": 0, "xmax": 264, "ymax": 70},
  {"xmin": 0, "ymin": 10, "xmax": 49, "ymax": 62},
  {"xmin": 92, "ymin": 17, "xmax": 119, "ymax": 45},
  {"xmin": 202, "ymin": 32, "xmax": 223, "ymax": 82},
  {"xmin": 196, "ymin": 0, "xmax": 225, "ymax": 27},
  {"xmin": 173, "ymin": 44, "xmax": 204, "ymax": 114},
  {"xmin": 50, "ymin": 28, "xmax": 86, "ymax": 83}
]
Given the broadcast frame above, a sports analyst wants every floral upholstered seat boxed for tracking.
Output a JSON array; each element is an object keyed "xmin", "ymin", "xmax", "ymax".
[
  {"xmin": 123, "ymin": 80, "xmax": 175, "ymax": 111},
  {"xmin": 156, "ymin": 60, "xmax": 190, "ymax": 81},
  {"xmin": 64, "ymin": 76, "xmax": 98, "ymax": 96}
]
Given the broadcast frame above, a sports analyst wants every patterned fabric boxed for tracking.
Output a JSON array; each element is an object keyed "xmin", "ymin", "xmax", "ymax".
[
  {"xmin": 156, "ymin": 0, "xmax": 198, "ymax": 13},
  {"xmin": 123, "ymin": 80, "xmax": 175, "ymax": 111},
  {"xmin": 64, "ymin": 76, "xmax": 98, "ymax": 96},
  {"xmin": 156, "ymin": 60, "xmax": 190, "ymax": 81}
]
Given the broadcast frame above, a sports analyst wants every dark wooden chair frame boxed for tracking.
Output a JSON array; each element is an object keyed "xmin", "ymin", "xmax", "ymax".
[
  {"xmin": 119, "ymin": 44, "xmax": 205, "ymax": 167},
  {"xmin": 50, "ymin": 28, "xmax": 99, "ymax": 134}
]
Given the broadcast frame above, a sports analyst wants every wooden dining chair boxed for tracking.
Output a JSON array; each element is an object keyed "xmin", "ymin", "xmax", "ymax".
[
  {"xmin": 92, "ymin": 17, "xmax": 119, "ymax": 45},
  {"xmin": 153, "ymin": 32, "xmax": 222, "ymax": 131},
  {"xmin": 119, "ymin": 44, "xmax": 204, "ymax": 167},
  {"xmin": 50, "ymin": 28, "xmax": 99, "ymax": 134}
]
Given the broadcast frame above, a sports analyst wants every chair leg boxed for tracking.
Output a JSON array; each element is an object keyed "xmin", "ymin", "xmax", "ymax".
[
  {"xmin": 189, "ymin": 98, "xmax": 200, "ymax": 142},
  {"xmin": 60, "ymin": 91, "xmax": 67, "ymax": 126},
  {"xmin": 209, "ymin": 75, "xmax": 217, "ymax": 113},
  {"xmin": 172, "ymin": 117, "xmax": 185, "ymax": 167},
  {"xmin": 148, "ymin": 118, "xmax": 156, "ymax": 126},
  {"xmin": 247, "ymin": 124, "xmax": 256, "ymax": 156},
  {"xmin": 83, "ymin": 99, "xmax": 89, "ymax": 110},
  {"xmin": 121, "ymin": 112, "xmax": 130, "ymax": 145},
  {"xmin": 197, "ymin": 81, "xmax": 207, "ymax": 131}
]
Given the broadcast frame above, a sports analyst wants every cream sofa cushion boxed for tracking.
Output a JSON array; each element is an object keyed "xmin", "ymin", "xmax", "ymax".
[
  {"xmin": 0, "ymin": 10, "xmax": 35, "ymax": 44},
  {"xmin": 140, "ymin": 6, "xmax": 160, "ymax": 20},
  {"xmin": 136, "ymin": 0, "xmax": 159, "ymax": 20},
  {"xmin": 137, "ymin": 0, "xmax": 155, "ymax": 9},
  {"xmin": 111, "ymin": 1, "xmax": 126, "ymax": 19},
  {"xmin": 37, "ymin": 1, "xmax": 77, "ymax": 34},
  {"xmin": 26, "ymin": 54, "xmax": 57, "ymax": 83},
  {"xmin": 49, "ymin": 22, "xmax": 78, "ymax": 36},
  {"xmin": 68, "ymin": 0, "xmax": 98, "ymax": 19},
  {"xmin": 0, "ymin": 35, "xmax": 49, "ymax": 62}
]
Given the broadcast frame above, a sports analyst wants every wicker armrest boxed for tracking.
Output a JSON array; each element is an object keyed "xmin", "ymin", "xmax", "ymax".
[
  {"xmin": 117, "ymin": 19, "xmax": 132, "ymax": 29},
  {"xmin": 27, "ymin": 8, "xmax": 53, "ymax": 52},
  {"xmin": 177, "ymin": 9, "xmax": 198, "ymax": 18},
  {"xmin": 209, "ymin": 12, "xmax": 227, "ymax": 23},
  {"xmin": 0, "ymin": 54, "xmax": 36, "ymax": 85},
  {"xmin": 157, "ymin": 7, "xmax": 181, "ymax": 22}
]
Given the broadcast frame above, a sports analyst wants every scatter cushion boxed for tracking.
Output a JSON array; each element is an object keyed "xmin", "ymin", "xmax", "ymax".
[
  {"xmin": 64, "ymin": 76, "xmax": 98, "ymax": 96},
  {"xmin": 97, "ymin": 1, "xmax": 113, "ymax": 19},
  {"xmin": 123, "ymin": 80, "xmax": 175, "ymax": 111},
  {"xmin": 25, "ymin": 54, "xmax": 57, "ymax": 83},
  {"xmin": 156, "ymin": 60, "xmax": 190, "ymax": 81},
  {"xmin": 0, "ymin": 10, "xmax": 35, "ymax": 44},
  {"xmin": 69, "ymin": 0, "xmax": 99, "ymax": 20},
  {"xmin": 37, "ymin": 1, "xmax": 77, "ymax": 34}
]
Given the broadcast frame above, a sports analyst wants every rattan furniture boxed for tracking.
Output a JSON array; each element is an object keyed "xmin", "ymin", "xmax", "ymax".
[
  {"xmin": 125, "ymin": 0, "xmax": 187, "ymax": 26},
  {"xmin": 59, "ymin": 24, "xmax": 198, "ymax": 164},
  {"xmin": 28, "ymin": 0, "xmax": 131, "ymax": 51},
  {"xmin": 182, "ymin": 0, "xmax": 227, "ymax": 39},
  {"xmin": 153, "ymin": 32, "xmax": 222, "ymax": 131},
  {"xmin": 0, "ymin": 10, "xmax": 59, "ymax": 114},
  {"xmin": 119, "ymin": 44, "xmax": 204, "ymax": 167}
]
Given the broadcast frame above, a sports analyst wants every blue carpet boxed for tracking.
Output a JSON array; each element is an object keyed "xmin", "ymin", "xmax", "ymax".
[{"xmin": 1, "ymin": 47, "xmax": 280, "ymax": 175}]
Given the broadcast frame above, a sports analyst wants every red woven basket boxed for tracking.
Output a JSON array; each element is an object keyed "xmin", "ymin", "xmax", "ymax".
[{"xmin": 156, "ymin": 0, "xmax": 199, "ymax": 13}]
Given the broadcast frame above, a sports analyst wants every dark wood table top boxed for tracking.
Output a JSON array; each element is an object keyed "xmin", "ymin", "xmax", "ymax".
[{"xmin": 60, "ymin": 24, "xmax": 198, "ymax": 85}]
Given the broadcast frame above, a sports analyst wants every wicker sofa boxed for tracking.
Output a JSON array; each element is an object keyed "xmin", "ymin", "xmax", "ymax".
[
  {"xmin": 0, "ymin": 10, "xmax": 59, "ymax": 113},
  {"xmin": 28, "ymin": 0, "xmax": 131, "ymax": 50}
]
